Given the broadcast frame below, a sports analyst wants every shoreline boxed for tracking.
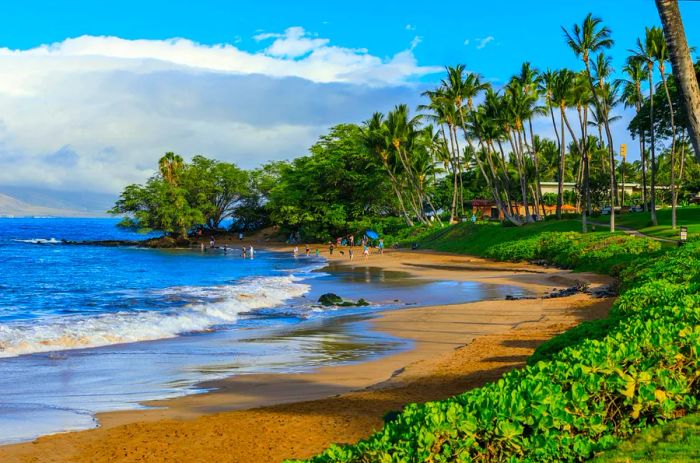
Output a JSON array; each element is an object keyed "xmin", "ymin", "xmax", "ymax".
[{"xmin": 0, "ymin": 248, "xmax": 615, "ymax": 462}]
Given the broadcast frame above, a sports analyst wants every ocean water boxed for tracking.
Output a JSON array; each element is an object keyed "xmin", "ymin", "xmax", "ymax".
[{"xmin": 0, "ymin": 218, "xmax": 528, "ymax": 444}]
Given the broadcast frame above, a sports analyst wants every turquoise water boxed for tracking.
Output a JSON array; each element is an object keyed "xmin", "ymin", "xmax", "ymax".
[{"xmin": 0, "ymin": 218, "xmax": 528, "ymax": 443}]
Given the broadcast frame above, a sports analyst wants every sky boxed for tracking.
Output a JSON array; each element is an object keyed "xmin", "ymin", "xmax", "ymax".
[{"xmin": 0, "ymin": 0, "xmax": 698, "ymax": 204}]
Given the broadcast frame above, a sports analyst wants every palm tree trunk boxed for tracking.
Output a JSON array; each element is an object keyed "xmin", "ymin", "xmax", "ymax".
[
  {"xmin": 527, "ymin": 119, "xmax": 545, "ymax": 218},
  {"xmin": 445, "ymin": 125, "xmax": 459, "ymax": 222},
  {"xmin": 583, "ymin": 59, "xmax": 615, "ymax": 232},
  {"xmin": 660, "ymin": 69, "xmax": 678, "ymax": 229},
  {"xmin": 648, "ymin": 64, "xmax": 658, "ymax": 226},
  {"xmin": 656, "ymin": 0, "xmax": 700, "ymax": 161},
  {"xmin": 557, "ymin": 107, "xmax": 566, "ymax": 219}
]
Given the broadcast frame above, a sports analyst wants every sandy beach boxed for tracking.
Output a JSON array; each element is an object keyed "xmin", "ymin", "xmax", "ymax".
[{"xmin": 0, "ymin": 248, "xmax": 614, "ymax": 463}]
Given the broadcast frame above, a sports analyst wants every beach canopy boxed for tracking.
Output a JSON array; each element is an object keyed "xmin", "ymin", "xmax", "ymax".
[{"xmin": 365, "ymin": 230, "xmax": 379, "ymax": 240}]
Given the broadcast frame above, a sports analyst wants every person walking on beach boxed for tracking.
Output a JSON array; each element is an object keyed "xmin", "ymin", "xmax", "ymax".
[
  {"xmin": 315, "ymin": 248, "xmax": 320, "ymax": 257},
  {"xmin": 349, "ymin": 235, "xmax": 354, "ymax": 247},
  {"xmin": 378, "ymin": 238, "xmax": 384, "ymax": 255},
  {"xmin": 248, "ymin": 244, "xmax": 254, "ymax": 259},
  {"xmin": 363, "ymin": 244, "xmax": 369, "ymax": 259},
  {"xmin": 305, "ymin": 244, "xmax": 310, "ymax": 256},
  {"xmin": 349, "ymin": 248, "xmax": 354, "ymax": 260},
  {"xmin": 329, "ymin": 243, "xmax": 334, "ymax": 255}
]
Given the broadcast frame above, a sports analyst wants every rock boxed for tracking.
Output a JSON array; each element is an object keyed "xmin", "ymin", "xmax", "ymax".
[
  {"xmin": 318, "ymin": 293, "xmax": 344, "ymax": 306},
  {"xmin": 318, "ymin": 293, "xmax": 371, "ymax": 307}
]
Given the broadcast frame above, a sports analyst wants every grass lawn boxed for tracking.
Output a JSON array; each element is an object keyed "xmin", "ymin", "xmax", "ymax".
[
  {"xmin": 591, "ymin": 206, "xmax": 700, "ymax": 240},
  {"xmin": 418, "ymin": 219, "xmax": 601, "ymax": 255},
  {"xmin": 591, "ymin": 413, "xmax": 700, "ymax": 463}
]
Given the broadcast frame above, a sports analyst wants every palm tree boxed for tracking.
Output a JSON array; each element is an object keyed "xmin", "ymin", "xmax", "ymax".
[
  {"xmin": 563, "ymin": 13, "xmax": 617, "ymax": 231},
  {"xmin": 362, "ymin": 112, "xmax": 414, "ymax": 226},
  {"xmin": 650, "ymin": 26, "xmax": 679, "ymax": 229},
  {"xmin": 442, "ymin": 65, "xmax": 489, "ymax": 217},
  {"xmin": 655, "ymin": 0, "xmax": 700, "ymax": 160},
  {"xmin": 550, "ymin": 69, "xmax": 576, "ymax": 219},
  {"xmin": 513, "ymin": 62, "xmax": 545, "ymax": 217},
  {"xmin": 617, "ymin": 57, "xmax": 648, "ymax": 212},
  {"xmin": 633, "ymin": 28, "xmax": 659, "ymax": 226},
  {"xmin": 419, "ymin": 87, "xmax": 461, "ymax": 222},
  {"xmin": 159, "ymin": 152, "xmax": 184, "ymax": 187}
]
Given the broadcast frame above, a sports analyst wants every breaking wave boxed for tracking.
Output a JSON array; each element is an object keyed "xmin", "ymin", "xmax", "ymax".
[{"xmin": 0, "ymin": 275, "xmax": 310, "ymax": 358}]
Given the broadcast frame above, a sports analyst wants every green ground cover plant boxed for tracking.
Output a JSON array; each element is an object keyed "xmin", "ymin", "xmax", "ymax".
[{"xmin": 292, "ymin": 225, "xmax": 699, "ymax": 463}]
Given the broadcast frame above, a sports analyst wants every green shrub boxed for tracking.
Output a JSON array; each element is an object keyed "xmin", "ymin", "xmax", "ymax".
[{"xmin": 291, "ymin": 235, "xmax": 700, "ymax": 463}]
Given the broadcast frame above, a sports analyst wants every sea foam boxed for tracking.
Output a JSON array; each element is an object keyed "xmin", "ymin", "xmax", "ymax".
[{"xmin": 0, "ymin": 275, "xmax": 310, "ymax": 358}]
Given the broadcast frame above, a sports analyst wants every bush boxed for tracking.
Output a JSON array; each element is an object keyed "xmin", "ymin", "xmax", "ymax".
[{"xmin": 291, "ymin": 237, "xmax": 700, "ymax": 463}]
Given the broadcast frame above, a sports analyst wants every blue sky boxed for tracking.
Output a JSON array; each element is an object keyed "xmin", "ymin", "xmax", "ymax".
[
  {"xmin": 3, "ymin": 0, "xmax": 698, "ymax": 82},
  {"xmin": 0, "ymin": 1, "xmax": 697, "ymax": 201}
]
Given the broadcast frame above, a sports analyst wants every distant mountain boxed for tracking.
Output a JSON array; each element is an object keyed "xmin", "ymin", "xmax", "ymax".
[{"xmin": 0, "ymin": 187, "xmax": 114, "ymax": 217}]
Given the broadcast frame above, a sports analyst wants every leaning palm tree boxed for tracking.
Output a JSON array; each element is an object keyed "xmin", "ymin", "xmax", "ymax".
[
  {"xmin": 650, "ymin": 26, "xmax": 679, "ymax": 229},
  {"xmin": 563, "ymin": 13, "xmax": 617, "ymax": 232},
  {"xmin": 617, "ymin": 56, "xmax": 649, "ymax": 212},
  {"xmin": 632, "ymin": 28, "xmax": 660, "ymax": 226},
  {"xmin": 655, "ymin": 0, "xmax": 700, "ymax": 160},
  {"xmin": 362, "ymin": 112, "xmax": 414, "ymax": 226}
]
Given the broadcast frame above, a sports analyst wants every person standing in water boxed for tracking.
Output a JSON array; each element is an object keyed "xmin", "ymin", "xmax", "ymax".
[
  {"xmin": 305, "ymin": 244, "xmax": 310, "ymax": 256},
  {"xmin": 241, "ymin": 246, "xmax": 247, "ymax": 258},
  {"xmin": 293, "ymin": 246, "xmax": 299, "ymax": 258},
  {"xmin": 315, "ymin": 248, "xmax": 320, "ymax": 257},
  {"xmin": 249, "ymin": 244, "xmax": 254, "ymax": 259}
]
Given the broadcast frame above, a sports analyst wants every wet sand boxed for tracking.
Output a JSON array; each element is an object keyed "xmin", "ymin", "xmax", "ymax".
[{"xmin": 0, "ymin": 249, "xmax": 614, "ymax": 462}]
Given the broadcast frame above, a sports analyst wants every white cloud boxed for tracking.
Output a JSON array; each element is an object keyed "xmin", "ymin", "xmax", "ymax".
[
  {"xmin": 476, "ymin": 36, "xmax": 494, "ymax": 50},
  {"xmin": 0, "ymin": 29, "xmax": 436, "ymax": 198},
  {"xmin": 263, "ymin": 27, "xmax": 330, "ymax": 58},
  {"xmin": 410, "ymin": 36, "xmax": 422, "ymax": 50}
]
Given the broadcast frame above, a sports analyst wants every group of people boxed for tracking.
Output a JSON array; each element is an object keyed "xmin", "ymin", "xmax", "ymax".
[
  {"xmin": 327, "ymin": 235, "xmax": 383, "ymax": 260},
  {"xmin": 202, "ymin": 236, "xmax": 254, "ymax": 258}
]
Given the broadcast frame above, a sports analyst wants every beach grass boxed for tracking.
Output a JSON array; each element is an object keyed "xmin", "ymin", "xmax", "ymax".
[{"xmin": 591, "ymin": 413, "xmax": 700, "ymax": 463}]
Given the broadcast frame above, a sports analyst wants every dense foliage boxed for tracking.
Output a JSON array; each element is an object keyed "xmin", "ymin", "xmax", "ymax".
[
  {"xmin": 293, "ymin": 231, "xmax": 699, "ymax": 463},
  {"xmin": 109, "ymin": 153, "xmax": 248, "ymax": 238}
]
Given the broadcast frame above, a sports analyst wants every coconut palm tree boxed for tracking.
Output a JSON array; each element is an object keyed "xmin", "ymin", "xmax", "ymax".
[
  {"xmin": 513, "ymin": 62, "xmax": 545, "ymax": 216},
  {"xmin": 617, "ymin": 56, "xmax": 649, "ymax": 212},
  {"xmin": 550, "ymin": 69, "xmax": 576, "ymax": 219},
  {"xmin": 655, "ymin": 0, "xmax": 700, "ymax": 160},
  {"xmin": 633, "ymin": 28, "xmax": 660, "ymax": 225},
  {"xmin": 650, "ymin": 26, "xmax": 679, "ymax": 229},
  {"xmin": 419, "ymin": 87, "xmax": 461, "ymax": 222},
  {"xmin": 563, "ymin": 13, "xmax": 617, "ymax": 231},
  {"xmin": 362, "ymin": 112, "xmax": 414, "ymax": 226},
  {"xmin": 159, "ymin": 152, "xmax": 185, "ymax": 187}
]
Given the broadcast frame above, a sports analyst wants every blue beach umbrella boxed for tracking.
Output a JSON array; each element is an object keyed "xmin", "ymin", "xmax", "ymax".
[{"xmin": 365, "ymin": 230, "xmax": 379, "ymax": 240}]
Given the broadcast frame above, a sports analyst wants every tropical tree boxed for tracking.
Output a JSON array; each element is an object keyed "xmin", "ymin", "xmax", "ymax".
[
  {"xmin": 563, "ymin": 13, "xmax": 617, "ymax": 231},
  {"xmin": 650, "ymin": 26, "xmax": 679, "ymax": 228},
  {"xmin": 633, "ymin": 27, "xmax": 660, "ymax": 225},
  {"xmin": 617, "ymin": 56, "xmax": 649, "ymax": 211},
  {"xmin": 655, "ymin": 0, "xmax": 700, "ymax": 160}
]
